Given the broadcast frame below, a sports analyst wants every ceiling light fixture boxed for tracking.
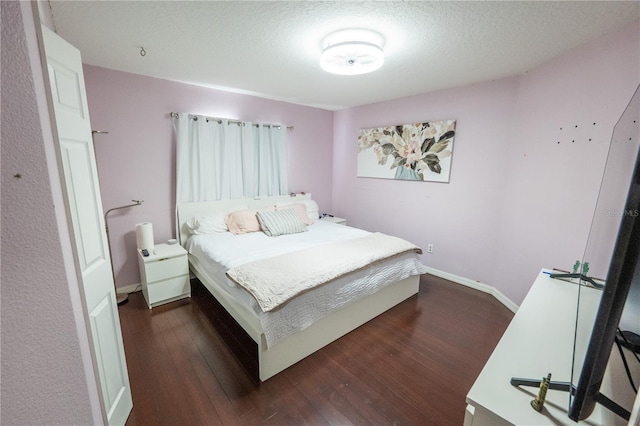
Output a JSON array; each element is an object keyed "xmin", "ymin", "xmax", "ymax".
[{"xmin": 320, "ymin": 29, "xmax": 385, "ymax": 76}]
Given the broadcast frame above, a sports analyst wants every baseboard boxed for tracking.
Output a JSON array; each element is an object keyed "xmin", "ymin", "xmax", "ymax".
[
  {"xmin": 118, "ymin": 272, "xmax": 519, "ymax": 312},
  {"xmin": 116, "ymin": 283, "xmax": 142, "ymax": 295},
  {"xmin": 424, "ymin": 267, "xmax": 519, "ymax": 313}
]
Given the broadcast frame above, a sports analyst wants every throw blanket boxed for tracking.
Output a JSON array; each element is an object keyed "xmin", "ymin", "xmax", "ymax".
[{"xmin": 226, "ymin": 232, "xmax": 422, "ymax": 312}]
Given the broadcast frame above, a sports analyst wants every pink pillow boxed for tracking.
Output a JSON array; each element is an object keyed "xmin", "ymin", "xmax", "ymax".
[
  {"xmin": 225, "ymin": 206, "xmax": 276, "ymax": 235},
  {"xmin": 276, "ymin": 203, "xmax": 313, "ymax": 225},
  {"xmin": 225, "ymin": 209, "xmax": 261, "ymax": 235}
]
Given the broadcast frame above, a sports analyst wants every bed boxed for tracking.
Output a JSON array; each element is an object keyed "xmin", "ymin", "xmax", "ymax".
[{"xmin": 177, "ymin": 194, "xmax": 427, "ymax": 381}]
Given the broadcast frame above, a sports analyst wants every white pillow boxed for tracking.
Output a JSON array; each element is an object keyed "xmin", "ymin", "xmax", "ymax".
[
  {"xmin": 185, "ymin": 213, "xmax": 228, "ymax": 234},
  {"xmin": 276, "ymin": 199, "xmax": 320, "ymax": 221}
]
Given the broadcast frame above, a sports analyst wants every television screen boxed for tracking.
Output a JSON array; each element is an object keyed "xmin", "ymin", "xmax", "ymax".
[{"xmin": 569, "ymin": 85, "xmax": 640, "ymax": 422}]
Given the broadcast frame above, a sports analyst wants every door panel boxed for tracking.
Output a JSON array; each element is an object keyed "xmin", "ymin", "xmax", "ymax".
[
  {"xmin": 41, "ymin": 25, "xmax": 132, "ymax": 425},
  {"xmin": 90, "ymin": 296, "xmax": 127, "ymax": 411},
  {"xmin": 60, "ymin": 139, "xmax": 106, "ymax": 270},
  {"xmin": 48, "ymin": 58, "xmax": 84, "ymax": 118}
]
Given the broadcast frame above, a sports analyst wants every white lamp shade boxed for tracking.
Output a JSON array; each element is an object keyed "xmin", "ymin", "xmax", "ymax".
[{"xmin": 320, "ymin": 41, "xmax": 384, "ymax": 76}]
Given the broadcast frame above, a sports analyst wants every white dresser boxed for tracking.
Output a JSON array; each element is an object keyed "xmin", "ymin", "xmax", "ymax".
[
  {"xmin": 137, "ymin": 243, "xmax": 190, "ymax": 309},
  {"xmin": 465, "ymin": 269, "xmax": 638, "ymax": 426}
]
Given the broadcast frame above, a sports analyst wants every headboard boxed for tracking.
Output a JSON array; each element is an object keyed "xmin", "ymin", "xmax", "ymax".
[{"xmin": 176, "ymin": 193, "xmax": 312, "ymax": 247}]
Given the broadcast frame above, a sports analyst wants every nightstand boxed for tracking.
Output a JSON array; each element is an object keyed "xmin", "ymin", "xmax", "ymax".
[
  {"xmin": 137, "ymin": 243, "xmax": 190, "ymax": 309},
  {"xmin": 320, "ymin": 216, "xmax": 347, "ymax": 225}
]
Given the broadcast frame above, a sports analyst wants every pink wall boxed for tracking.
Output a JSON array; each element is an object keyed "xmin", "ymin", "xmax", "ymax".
[
  {"xmin": 333, "ymin": 22, "xmax": 639, "ymax": 305},
  {"xmin": 491, "ymin": 22, "xmax": 640, "ymax": 303},
  {"xmin": 83, "ymin": 67, "xmax": 334, "ymax": 289},
  {"xmin": 333, "ymin": 79, "xmax": 518, "ymax": 291},
  {"xmin": 1, "ymin": 1, "xmax": 96, "ymax": 423},
  {"xmin": 85, "ymin": 22, "xmax": 639, "ymax": 304}
]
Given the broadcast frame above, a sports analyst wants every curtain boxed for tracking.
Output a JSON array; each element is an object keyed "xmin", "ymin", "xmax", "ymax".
[{"xmin": 174, "ymin": 113, "xmax": 288, "ymax": 203}]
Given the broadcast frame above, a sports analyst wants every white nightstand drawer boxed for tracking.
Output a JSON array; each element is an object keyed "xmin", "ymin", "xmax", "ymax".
[
  {"xmin": 138, "ymin": 243, "xmax": 190, "ymax": 308},
  {"xmin": 144, "ymin": 255, "xmax": 189, "ymax": 283},
  {"xmin": 144, "ymin": 275, "xmax": 190, "ymax": 308}
]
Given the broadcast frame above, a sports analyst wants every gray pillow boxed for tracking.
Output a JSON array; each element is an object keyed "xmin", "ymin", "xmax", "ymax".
[{"xmin": 256, "ymin": 208, "xmax": 307, "ymax": 237}]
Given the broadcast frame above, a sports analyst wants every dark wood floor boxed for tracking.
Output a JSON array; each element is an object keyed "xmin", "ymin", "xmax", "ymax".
[{"xmin": 119, "ymin": 274, "xmax": 514, "ymax": 425}]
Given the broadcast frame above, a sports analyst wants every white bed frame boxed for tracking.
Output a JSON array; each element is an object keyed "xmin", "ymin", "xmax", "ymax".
[{"xmin": 177, "ymin": 194, "xmax": 420, "ymax": 381}]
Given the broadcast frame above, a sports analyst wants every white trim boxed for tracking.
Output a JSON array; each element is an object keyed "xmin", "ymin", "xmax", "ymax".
[
  {"xmin": 629, "ymin": 387, "xmax": 640, "ymax": 426},
  {"xmin": 424, "ymin": 266, "xmax": 519, "ymax": 313},
  {"xmin": 122, "ymin": 268, "xmax": 518, "ymax": 312}
]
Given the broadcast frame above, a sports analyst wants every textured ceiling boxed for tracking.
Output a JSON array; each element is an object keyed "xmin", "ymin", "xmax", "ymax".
[{"xmin": 48, "ymin": 1, "xmax": 639, "ymax": 111}]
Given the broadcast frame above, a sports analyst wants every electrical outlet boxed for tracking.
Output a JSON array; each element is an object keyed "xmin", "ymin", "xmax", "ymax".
[{"xmin": 427, "ymin": 243, "xmax": 433, "ymax": 253}]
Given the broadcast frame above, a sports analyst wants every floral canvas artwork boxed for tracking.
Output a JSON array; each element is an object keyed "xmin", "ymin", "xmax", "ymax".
[{"xmin": 357, "ymin": 120, "xmax": 456, "ymax": 182}]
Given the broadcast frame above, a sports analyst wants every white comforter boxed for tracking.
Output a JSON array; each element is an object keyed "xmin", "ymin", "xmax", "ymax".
[
  {"xmin": 227, "ymin": 233, "xmax": 422, "ymax": 312},
  {"xmin": 186, "ymin": 221, "xmax": 428, "ymax": 346},
  {"xmin": 188, "ymin": 219, "xmax": 371, "ymax": 270}
]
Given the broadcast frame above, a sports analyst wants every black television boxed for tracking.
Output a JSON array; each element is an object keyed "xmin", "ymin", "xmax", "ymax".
[{"xmin": 568, "ymin": 85, "xmax": 640, "ymax": 422}]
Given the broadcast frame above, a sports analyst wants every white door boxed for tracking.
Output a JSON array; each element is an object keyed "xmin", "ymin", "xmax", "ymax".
[{"xmin": 40, "ymin": 25, "xmax": 133, "ymax": 425}]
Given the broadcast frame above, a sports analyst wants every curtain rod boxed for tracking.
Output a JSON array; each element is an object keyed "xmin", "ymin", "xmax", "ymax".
[{"xmin": 170, "ymin": 112, "xmax": 293, "ymax": 130}]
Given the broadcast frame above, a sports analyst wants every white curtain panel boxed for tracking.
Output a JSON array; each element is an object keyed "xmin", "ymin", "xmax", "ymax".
[
  {"xmin": 253, "ymin": 123, "xmax": 288, "ymax": 197},
  {"xmin": 174, "ymin": 113, "xmax": 288, "ymax": 203},
  {"xmin": 175, "ymin": 114, "xmax": 225, "ymax": 203}
]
